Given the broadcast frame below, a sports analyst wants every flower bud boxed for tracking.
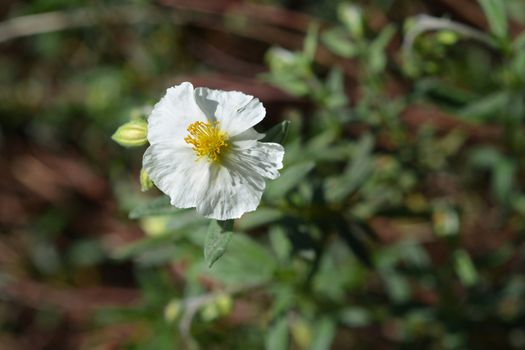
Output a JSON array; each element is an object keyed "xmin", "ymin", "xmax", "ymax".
[
  {"xmin": 112, "ymin": 119, "xmax": 148, "ymax": 147},
  {"xmin": 215, "ymin": 293, "xmax": 233, "ymax": 315},
  {"xmin": 200, "ymin": 302, "xmax": 220, "ymax": 322},
  {"xmin": 140, "ymin": 168, "xmax": 154, "ymax": 192},
  {"xmin": 164, "ymin": 299, "xmax": 182, "ymax": 323}
]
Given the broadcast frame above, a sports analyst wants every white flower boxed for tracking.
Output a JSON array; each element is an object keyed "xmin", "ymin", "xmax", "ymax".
[{"xmin": 143, "ymin": 82, "xmax": 285, "ymax": 220}]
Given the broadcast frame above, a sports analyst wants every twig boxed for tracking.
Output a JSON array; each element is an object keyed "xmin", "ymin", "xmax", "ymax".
[
  {"xmin": 0, "ymin": 6, "xmax": 158, "ymax": 44},
  {"xmin": 402, "ymin": 14, "xmax": 496, "ymax": 59},
  {"xmin": 178, "ymin": 283, "xmax": 262, "ymax": 338}
]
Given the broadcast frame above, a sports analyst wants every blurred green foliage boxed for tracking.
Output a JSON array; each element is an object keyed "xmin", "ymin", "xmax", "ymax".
[{"xmin": 1, "ymin": 0, "xmax": 525, "ymax": 349}]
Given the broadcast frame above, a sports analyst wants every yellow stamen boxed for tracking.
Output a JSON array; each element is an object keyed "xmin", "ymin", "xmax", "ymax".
[{"xmin": 184, "ymin": 121, "xmax": 229, "ymax": 162}]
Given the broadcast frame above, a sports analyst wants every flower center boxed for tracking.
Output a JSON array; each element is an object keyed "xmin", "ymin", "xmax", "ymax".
[{"xmin": 184, "ymin": 121, "xmax": 229, "ymax": 162}]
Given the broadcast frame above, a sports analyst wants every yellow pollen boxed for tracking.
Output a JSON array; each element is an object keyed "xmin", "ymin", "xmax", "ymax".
[{"xmin": 184, "ymin": 121, "xmax": 229, "ymax": 162}]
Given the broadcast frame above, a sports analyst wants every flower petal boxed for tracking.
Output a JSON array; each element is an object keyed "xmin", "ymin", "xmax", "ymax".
[
  {"xmin": 229, "ymin": 127, "xmax": 265, "ymax": 149},
  {"xmin": 228, "ymin": 142, "xmax": 285, "ymax": 180},
  {"xmin": 194, "ymin": 88, "xmax": 266, "ymax": 137},
  {"xmin": 196, "ymin": 163, "xmax": 265, "ymax": 220},
  {"xmin": 143, "ymin": 143, "xmax": 210, "ymax": 208},
  {"xmin": 148, "ymin": 82, "xmax": 207, "ymax": 146}
]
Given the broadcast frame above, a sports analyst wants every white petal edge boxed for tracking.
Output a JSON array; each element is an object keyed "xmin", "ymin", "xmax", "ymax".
[
  {"xmin": 196, "ymin": 163, "xmax": 265, "ymax": 220},
  {"xmin": 143, "ymin": 143, "xmax": 210, "ymax": 208},
  {"xmin": 194, "ymin": 87, "xmax": 266, "ymax": 137},
  {"xmin": 195, "ymin": 142, "xmax": 284, "ymax": 220},
  {"xmin": 227, "ymin": 141, "xmax": 285, "ymax": 180},
  {"xmin": 147, "ymin": 82, "xmax": 207, "ymax": 146}
]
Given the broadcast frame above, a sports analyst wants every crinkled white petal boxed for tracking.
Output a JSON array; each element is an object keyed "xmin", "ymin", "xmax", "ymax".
[
  {"xmin": 143, "ymin": 144, "xmax": 210, "ymax": 208},
  {"xmin": 196, "ymin": 162, "xmax": 265, "ymax": 220},
  {"xmin": 229, "ymin": 127, "xmax": 265, "ymax": 149},
  {"xmin": 148, "ymin": 82, "xmax": 207, "ymax": 146},
  {"xmin": 194, "ymin": 87, "xmax": 265, "ymax": 137},
  {"xmin": 194, "ymin": 142, "xmax": 284, "ymax": 220},
  {"xmin": 228, "ymin": 141, "xmax": 284, "ymax": 180}
]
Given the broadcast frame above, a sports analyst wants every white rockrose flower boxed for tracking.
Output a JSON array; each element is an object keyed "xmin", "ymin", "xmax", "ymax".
[{"xmin": 143, "ymin": 82, "xmax": 285, "ymax": 220}]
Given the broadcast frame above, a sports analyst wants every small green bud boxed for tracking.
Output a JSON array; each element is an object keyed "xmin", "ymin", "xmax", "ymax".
[
  {"xmin": 140, "ymin": 168, "xmax": 154, "ymax": 192},
  {"xmin": 140, "ymin": 216, "xmax": 169, "ymax": 237},
  {"xmin": 215, "ymin": 293, "xmax": 233, "ymax": 316},
  {"xmin": 112, "ymin": 119, "xmax": 148, "ymax": 147},
  {"xmin": 164, "ymin": 299, "xmax": 182, "ymax": 323},
  {"xmin": 200, "ymin": 302, "xmax": 220, "ymax": 322},
  {"xmin": 436, "ymin": 30, "xmax": 459, "ymax": 45}
]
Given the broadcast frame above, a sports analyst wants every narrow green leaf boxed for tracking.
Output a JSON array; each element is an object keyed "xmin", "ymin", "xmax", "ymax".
[
  {"xmin": 340, "ymin": 307, "xmax": 371, "ymax": 327},
  {"xmin": 308, "ymin": 317, "xmax": 336, "ymax": 350},
  {"xmin": 493, "ymin": 158, "xmax": 515, "ymax": 204},
  {"xmin": 454, "ymin": 249, "xmax": 479, "ymax": 286},
  {"xmin": 469, "ymin": 146, "xmax": 502, "ymax": 168},
  {"xmin": 204, "ymin": 220, "xmax": 234, "ymax": 268},
  {"xmin": 369, "ymin": 25, "xmax": 396, "ymax": 73},
  {"xmin": 325, "ymin": 134, "xmax": 374, "ymax": 202},
  {"xmin": 338, "ymin": 3, "xmax": 364, "ymax": 39},
  {"xmin": 335, "ymin": 218, "xmax": 372, "ymax": 267},
  {"xmin": 457, "ymin": 91, "xmax": 509, "ymax": 122},
  {"xmin": 265, "ymin": 161, "xmax": 315, "ymax": 201},
  {"xmin": 207, "ymin": 232, "xmax": 276, "ymax": 285},
  {"xmin": 129, "ymin": 196, "xmax": 185, "ymax": 219},
  {"xmin": 112, "ymin": 236, "xmax": 169, "ymax": 261},
  {"xmin": 382, "ymin": 270, "xmax": 411, "ymax": 303},
  {"xmin": 237, "ymin": 208, "xmax": 284, "ymax": 231},
  {"xmin": 513, "ymin": 31, "xmax": 525, "ymax": 50},
  {"xmin": 304, "ymin": 22, "xmax": 319, "ymax": 61},
  {"xmin": 478, "ymin": 0, "xmax": 508, "ymax": 39},
  {"xmin": 261, "ymin": 120, "xmax": 291, "ymax": 144},
  {"xmin": 321, "ymin": 28, "xmax": 358, "ymax": 58},
  {"xmin": 266, "ymin": 317, "xmax": 289, "ymax": 350},
  {"xmin": 269, "ymin": 226, "xmax": 292, "ymax": 262}
]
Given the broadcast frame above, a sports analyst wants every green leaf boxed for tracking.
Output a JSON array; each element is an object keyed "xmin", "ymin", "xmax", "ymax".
[
  {"xmin": 334, "ymin": 217, "xmax": 372, "ymax": 267},
  {"xmin": 266, "ymin": 317, "xmax": 289, "ymax": 350},
  {"xmin": 478, "ymin": 0, "xmax": 508, "ymax": 39},
  {"xmin": 261, "ymin": 120, "xmax": 291, "ymax": 144},
  {"xmin": 381, "ymin": 270, "xmax": 411, "ymax": 303},
  {"xmin": 454, "ymin": 249, "xmax": 478, "ymax": 286},
  {"xmin": 237, "ymin": 208, "xmax": 284, "ymax": 231},
  {"xmin": 325, "ymin": 134, "xmax": 374, "ymax": 202},
  {"xmin": 269, "ymin": 226, "xmax": 292, "ymax": 262},
  {"xmin": 339, "ymin": 307, "xmax": 371, "ymax": 327},
  {"xmin": 112, "ymin": 236, "xmax": 172, "ymax": 261},
  {"xmin": 204, "ymin": 220, "xmax": 234, "ymax": 268},
  {"xmin": 321, "ymin": 28, "xmax": 359, "ymax": 58},
  {"xmin": 513, "ymin": 31, "xmax": 525, "ymax": 50},
  {"xmin": 265, "ymin": 75, "xmax": 310, "ymax": 96},
  {"xmin": 308, "ymin": 317, "xmax": 336, "ymax": 350},
  {"xmin": 369, "ymin": 25, "xmax": 396, "ymax": 73},
  {"xmin": 493, "ymin": 158, "xmax": 515, "ymax": 204},
  {"xmin": 457, "ymin": 91, "xmax": 509, "ymax": 122},
  {"xmin": 338, "ymin": 3, "xmax": 364, "ymax": 39},
  {"xmin": 129, "ymin": 196, "xmax": 185, "ymax": 219},
  {"xmin": 304, "ymin": 22, "xmax": 319, "ymax": 61},
  {"xmin": 206, "ymin": 233, "xmax": 276, "ymax": 285},
  {"xmin": 469, "ymin": 146, "xmax": 502, "ymax": 168},
  {"xmin": 265, "ymin": 162, "xmax": 315, "ymax": 201},
  {"xmin": 324, "ymin": 68, "xmax": 347, "ymax": 109}
]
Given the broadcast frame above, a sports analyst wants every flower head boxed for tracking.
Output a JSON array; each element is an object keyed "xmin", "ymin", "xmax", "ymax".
[{"xmin": 143, "ymin": 82, "xmax": 285, "ymax": 220}]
